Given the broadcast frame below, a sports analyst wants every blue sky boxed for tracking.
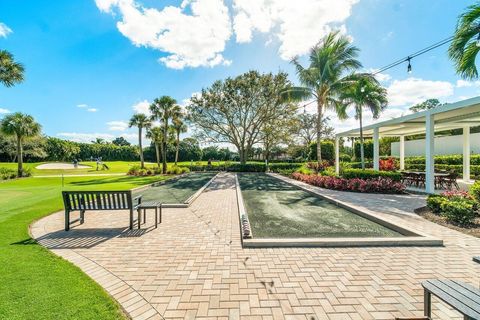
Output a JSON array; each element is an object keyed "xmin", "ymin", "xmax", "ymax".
[{"xmin": 0, "ymin": 0, "xmax": 478, "ymax": 145}]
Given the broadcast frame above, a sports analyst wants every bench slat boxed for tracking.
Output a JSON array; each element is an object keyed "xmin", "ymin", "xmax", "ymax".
[{"xmin": 423, "ymin": 280, "xmax": 480, "ymax": 319}]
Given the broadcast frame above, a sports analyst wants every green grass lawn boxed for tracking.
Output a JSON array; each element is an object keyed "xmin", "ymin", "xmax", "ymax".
[
  {"xmin": 238, "ymin": 173, "xmax": 402, "ymax": 238},
  {"xmin": 0, "ymin": 174, "xmax": 170, "ymax": 320},
  {"xmin": 0, "ymin": 160, "xmax": 231, "ymax": 176}
]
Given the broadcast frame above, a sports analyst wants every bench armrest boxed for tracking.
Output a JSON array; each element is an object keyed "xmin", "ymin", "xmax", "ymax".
[{"xmin": 133, "ymin": 195, "xmax": 143, "ymax": 205}]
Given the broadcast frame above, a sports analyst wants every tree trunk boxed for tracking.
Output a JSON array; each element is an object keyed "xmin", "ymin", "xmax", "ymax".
[
  {"xmin": 359, "ymin": 109, "xmax": 365, "ymax": 170},
  {"xmin": 17, "ymin": 136, "xmax": 23, "ymax": 177},
  {"xmin": 239, "ymin": 147, "xmax": 246, "ymax": 165},
  {"xmin": 175, "ymin": 131, "xmax": 180, "ymax": 165},
  {"xmin": 162, "ymin": 124, "xmax": 168, "ymax": 174},
  {"xmin": 155, "ymin": 143, "xmax": 161, "ymax": 168},
  {"xmin": 138, "ymin": 127, "xmax": 145, "ymax": 169},
  {"xmin": 316, "ymin": 99, "xmax": 323, "ymax": 163}
]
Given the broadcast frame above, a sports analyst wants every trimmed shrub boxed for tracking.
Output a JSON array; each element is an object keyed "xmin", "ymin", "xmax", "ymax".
[
  {"xmin": 339, "ymin": 153, "xmax": 352, "ymax": 162},
  {"xmin": 426, "ymin": 195, "xmax": 447, "ymax": 214},
  {"xmin": 470, "ymin": 181, "xmax": 480, "ymax": 203},
  {"xmin": 440, "ymin": 199, "xmax": 477, "ymax": 225},
  {"xmin": 166, "ymin": 166, "xmax": 190, "ymax": 175},
  {"xmin": 354, "ymin": 140, "xmax": 373, "ymax": 159},
  {"xmin": 291, "ymin": 172, "xmax": 405, "ymax": 194},
  {"xmin": 308, "ymin": 141, "xmax": 335, "ymax": 161},
  {"xmin": 268, "ymin": 163, "xmax": 303, "ymax": 173},
  {"xmin": 0, "ymin": 167, "xmax": 17, "ymax": 180},
  {"xmin": 342, "ymin": 168, "xmax": 402, "ymax": 182}
]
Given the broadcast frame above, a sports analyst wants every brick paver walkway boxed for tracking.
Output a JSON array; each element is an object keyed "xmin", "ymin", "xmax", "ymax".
[{"xmin": 31, "ymin": 173, "xmax": 480, "ymax": 319}]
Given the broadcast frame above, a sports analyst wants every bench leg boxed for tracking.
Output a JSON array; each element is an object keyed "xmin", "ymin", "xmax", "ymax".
[
  {"xmin": 424, "ymin": 290, "xmax": 431, "ymax": 318},
  {"xmin": 137, "ymin": 209, "xmax": 141, "ymax": 229},
  {"xmin": 143, "ymin": 209, "xmax": 146, "ymax": 224},
  {"xmin": 80, "ymin": 210, "xmax": 85, "ymax": 224},
  {"xmin": 65, "ymin": 210, "xmax": 70, "ymax": 231},
  {"xmin": 129, "ymin": 209, "xmax": 133, "ymax": 230},
  {"xmin": 155, "ymin": 207, "xmax": 158, "ymax": 228},
  {"xmin": 159, "ymin": 205, "xmax": 162, "ymax": 224}
]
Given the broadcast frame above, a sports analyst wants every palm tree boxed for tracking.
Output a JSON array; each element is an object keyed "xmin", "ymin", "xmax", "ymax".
[
  {"xmin": 0, "ymin": 112, "xmax": 41, "ymax": 176},
  {"xmin": 339, "ymin": 74, "xmax": 388, "ymax": 169},
  {"xmin": 129, "ymin": 113, "xmax": 151, "ymax": 169},
  {"xmin": 0, "ymin": 50, "xmax": 24, "ymax": 88},
  {"xmin": 282, "ymin": 31, "xmax": 362, "ymax": 162},
  {"xmin": 171, "ymin": 108, "xmax": 187, "ymax": 165},
  {"xmin": 449, "ymin": 3, "xmax": 480, "ymax": 80},
  {"xmin": 150, "ymin": 96, "xmax": 177, "ymax": 174},
  {"xmin": 146, "ymin": 127, "xmax": 164, "ymax": 168}
]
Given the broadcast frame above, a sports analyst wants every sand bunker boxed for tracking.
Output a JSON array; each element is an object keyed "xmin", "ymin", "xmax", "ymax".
[{"xmin": 36, "ymin": 163, "xmax": 91, "ymax": 170}]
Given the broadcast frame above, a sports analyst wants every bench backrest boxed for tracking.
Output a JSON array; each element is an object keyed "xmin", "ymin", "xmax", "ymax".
[{"xmin": 62, "ymin": 191, "xmax": 134, "ymax": 211}]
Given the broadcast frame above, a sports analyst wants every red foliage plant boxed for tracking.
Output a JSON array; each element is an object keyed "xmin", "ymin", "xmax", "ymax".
[
  {"xmin": 379, "ymin": 157, "xmax": 398, "ymax": 171},
  {"xmin": 291, "ymin": 172, "xmax": 405, "ymax": 194}
]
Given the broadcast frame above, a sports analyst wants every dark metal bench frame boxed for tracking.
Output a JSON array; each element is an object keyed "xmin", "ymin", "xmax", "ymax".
[
  {"xmin": 422, "ymin": 279, "xmax": 480, "ymax": 320},
  {"xmin": 62, "ymin": 191, "xmax": 142, "ymax": 231}
]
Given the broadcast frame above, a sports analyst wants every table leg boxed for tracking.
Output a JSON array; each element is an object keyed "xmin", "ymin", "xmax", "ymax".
[
  {"xmin": 424, "ymin": 290, "xmax": 431, "ymax": 318},
  {"xmin": 137, "ymin": 209, "xmax": 141, "ymax": 229}
]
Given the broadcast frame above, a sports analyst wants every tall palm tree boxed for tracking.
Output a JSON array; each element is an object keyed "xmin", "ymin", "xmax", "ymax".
[
  {"xmin": 129, "ymin": 113, "xmax": 151, "ymax": 169},
  {"xmin": 150, "ymin": 96, "xmax": 177, "ymax": 174},
  {"xmin": 449, "ymin": 3, "xmax": 480, "ymax": 80},
  {"xmin": 171, "ymin": 108, "xmax": 187, "ymax": 165},
  {"xmin": 146, "ymin": 127, "xmax": 164, "ymax": 168},
  {"xmin": 282, "ymin": 31, "xmax": 362, "ymax": 162},
  {"xmin": 0, "ymin": 112, "xmax": 41, "ymax": 176},
  {"xmin": 0, "ymin": 50, "xmax": 24, "ymax": 88},
  {"xmin": 339, "ymin": 74, "xmax": 388, "ymax": 169}
]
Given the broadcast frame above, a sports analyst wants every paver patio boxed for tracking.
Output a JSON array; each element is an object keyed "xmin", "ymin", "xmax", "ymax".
[{"xmin": 31, "ymin": 173, "xmax": 480, "ymax": 319}]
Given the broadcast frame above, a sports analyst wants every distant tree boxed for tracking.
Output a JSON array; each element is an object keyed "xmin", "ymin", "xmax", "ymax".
[
  {"xmin": 0, "ymin": 50, "xmax": 24, "ymax": 88},
  {"xmin": 146, "ymin": 127, "xmax": 164, "ymax": 168},
  {"xmin": 449, "ymin": 3, "xmax": 480, "ymax": 79},
  {"xmin": 129, "ymin": 113, "xmax": 151, "ymax": 169},
  {"xmin": 171, "ymin": 108, "xmax": 187, "ymax": 165},
  {"xmin": 202, "ymin": 146, "xmax": 220, "ymax": 161},
  {"xmin": 282, "ymin": 31, "xmax": 362, "ymax": 163},
  {"xmin": 91, "ymin": 138, "xmax": 106, "ymax": 144},
  {"xmin": 339, "ymin": 73, "xmax": 388, "ymax": 169},
  {"xmin": 112, "ymin": 137, "xmax": 131, "ymax": 146},
  {"xmin": 150, "ymin": 96, "xmax": 177, "ymax": 173},
  {"xmin": 0, "ymin": 112, "xmax": 41, "ymax": 176},
  {"xmin": 176, "ymin": 137, "xmax": 202, "ymax": 161},
  {"xmin": 409, "ymin": 98, "xmax": 442, "ymax": 113},
  {"xmin": 45, "ymin": 137, "xmax": 80, "ymax": 161},
  {"xmin": 188, "ymin": 71, "xmax": 294, "ymax": 164},
  {"xmin": 293, "ymin": 113, "xmax": 334, "ymax": 157}
]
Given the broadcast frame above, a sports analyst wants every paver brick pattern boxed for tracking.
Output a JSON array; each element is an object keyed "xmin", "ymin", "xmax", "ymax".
[{"xmin": 31, "ymin": 173, "xmax": 480, "ymax": 319}]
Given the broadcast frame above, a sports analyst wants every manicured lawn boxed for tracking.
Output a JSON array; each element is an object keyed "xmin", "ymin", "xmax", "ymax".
[
  {"xmin": 0, "ymin": 174, "xmax": 170, "ymax": 320},
  {"xmin": 237, "ymin": 173, "xmax": 402, "ymax": 238}
]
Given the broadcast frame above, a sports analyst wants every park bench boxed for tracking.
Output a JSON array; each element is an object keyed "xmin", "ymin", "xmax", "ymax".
[
  {"xmin": 62, "ymin": 191, "xmax": 142, "ymax": 231},
  {"xmin": 421, "ymin": 279, "xmax": 480, "ymax": 320}
]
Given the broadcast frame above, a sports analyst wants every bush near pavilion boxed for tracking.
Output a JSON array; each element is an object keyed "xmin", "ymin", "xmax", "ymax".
[{"xmin": 427, "ymin": 188, "xmax": 479, "ymax": 225}]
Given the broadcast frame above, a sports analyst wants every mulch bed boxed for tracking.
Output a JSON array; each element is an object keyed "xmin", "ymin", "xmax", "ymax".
[{"xmin": 415, "ymin": 206, "xmax": 480, "ymax": 238}]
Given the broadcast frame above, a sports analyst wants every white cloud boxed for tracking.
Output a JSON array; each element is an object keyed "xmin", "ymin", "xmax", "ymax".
[
  {"xmin": 107, "ymin": 120, "xmax": 129, "ymax": 131},
  {"xmin": 96, "ymin": 0, "xmax": 232, "ymax": 69},
  {"xmin": 87, "ymin": 108, "xmax": 98, "ymax": 112},
  {"xmin": 57, "ymin": 132, "xmax": 137, "ymax": 143},
  {"xmin": 77, "ymin": 104, "xmax": 88, "ymax": 108},
  {"xmin": 387, "ymin": 78, "xmax": 454, "ymax": 107},
  {"xmin": 0, "ymin": 108, "xmax": 11, "ymax": 114},
  {"xmin": 456, "ymin": 79, "xmax": 480, "ymax": 88},
  {"xmin": 77, "ymin": 104, "xmax": 99, "ymax": 112},
  {"xmin": 132, "ymin": 100, "xmax": 151, "ymax": 115},
  {"xmin": 232, "ymin": 0, "xmax": 358, "ymax": 60},
  {"xmin": 0, "ymin": 22, "xmax": 12, "ymax": 38}
]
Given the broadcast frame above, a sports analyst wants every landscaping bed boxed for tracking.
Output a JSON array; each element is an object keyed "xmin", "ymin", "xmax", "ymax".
[{"xmin": 416, "ymin": 206, "xmax": 480, "ymax": 238}]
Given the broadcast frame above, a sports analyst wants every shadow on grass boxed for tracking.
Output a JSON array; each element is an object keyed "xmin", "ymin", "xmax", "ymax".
[{"xmin": 66, "ymin": 176, "xmax": 159, "ymax": 187}]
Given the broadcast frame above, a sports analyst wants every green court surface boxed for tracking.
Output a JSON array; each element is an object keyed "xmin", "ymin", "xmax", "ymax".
[
  {"xmin": 134, "ymin": 172, "xmax": 216, "ymax": 204},
  {"xmin": 237, "ymin": 173, "xmax": 402, "ymax": 238}
]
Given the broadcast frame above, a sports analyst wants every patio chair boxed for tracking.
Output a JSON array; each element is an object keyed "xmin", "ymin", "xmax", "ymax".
[{"xmin": 444, "ymin": 171, "xmax": 460, "ymax": 190}]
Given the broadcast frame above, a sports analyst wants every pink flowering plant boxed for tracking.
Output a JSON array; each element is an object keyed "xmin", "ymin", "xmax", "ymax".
[{"xmin": 291, "ymin": 172, "xmax": 405, "ymax": 194}]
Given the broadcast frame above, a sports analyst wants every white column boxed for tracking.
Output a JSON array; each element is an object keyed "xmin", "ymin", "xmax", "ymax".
[
  {"xmin": 463, "ymin": 125, "xmax": 471, "ymax": 182},
  {"xmin": 399, "ymin": 135, "xmax": 405, "ymax": 171},
  {"xmin": 335, "ymin": 136, "xmax": 340, "ymax": 175},
  {"xmin": 373, "ymin": 127, "xmax": 380, "ymax": 171},
  {"xmin": 425, "ymin": 113, "xmax": 435, "ymax": 193}
]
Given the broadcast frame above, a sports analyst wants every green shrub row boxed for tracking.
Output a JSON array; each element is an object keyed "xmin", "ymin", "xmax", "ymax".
[
  {"xmin": 405, "ymin": 154, "xmax": 480, "ymax": 165},
  {"xmin": 0, "ymin": 167, "xmax": 32, "ymax": 180},
  {"xmin": 427, "ymin": 193, "xmax": 478, "ymax": 225},
  {"xmin": 341, "ymin": 168, "xmax": 402, "ymax": 182},
  {"xmin": 127, "ymin": 165, "xmax": 190, "ymax": 176},
  {"xmin": 405, "ymin": 164, "xmax": 480, "ymax": 176},
  {"xmin": 178, "ymin": 162, "xmax": 304, "ymax": 173}
]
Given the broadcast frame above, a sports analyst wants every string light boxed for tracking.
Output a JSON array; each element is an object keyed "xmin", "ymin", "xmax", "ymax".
[{"xmin": 407, "ymin": 57, "xmax": 412, "ymax": 73}]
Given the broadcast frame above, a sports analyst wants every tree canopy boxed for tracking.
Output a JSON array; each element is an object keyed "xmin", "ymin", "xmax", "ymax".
[{"xmin": 187, "ymin": 70, "xmax": 294, "ymax": 164}]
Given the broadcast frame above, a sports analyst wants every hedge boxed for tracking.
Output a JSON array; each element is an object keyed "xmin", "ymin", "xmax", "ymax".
[
  {"xmin": 404, "ymin": 154, "xmax": 480, "ymax": 165},
  {"xmin": 308, "ymin": 141, "xmax": 335, "ymax": 161},
  {"xmin": 405, "ymin": 164, "xmax": 480, "ymax": 176},
  {"xmin": 342, "ymin": 168, "xmax": 402, "ymax": 182}
]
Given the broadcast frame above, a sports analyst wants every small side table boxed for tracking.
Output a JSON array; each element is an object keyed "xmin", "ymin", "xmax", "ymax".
[{"xmin": 136, "ymin": 201, "xmax": 162, "ymax": 229}]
